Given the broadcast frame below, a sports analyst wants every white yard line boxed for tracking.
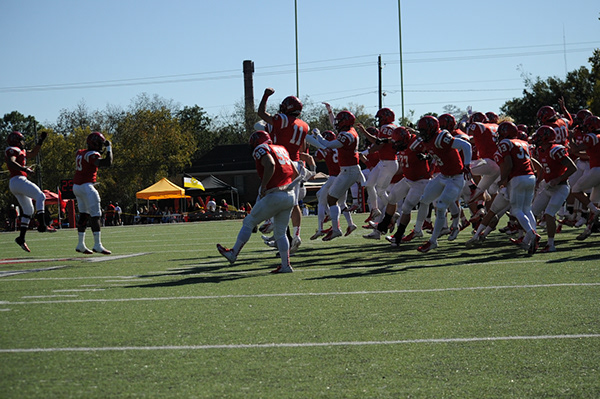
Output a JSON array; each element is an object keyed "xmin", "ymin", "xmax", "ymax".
[
  {"xmin": 1, "ymin": 334, "xmax": 599, "ymax": 353},
  {"xmin": 2, "ymin": 282, "xmax": 599, "ymax": 305}
]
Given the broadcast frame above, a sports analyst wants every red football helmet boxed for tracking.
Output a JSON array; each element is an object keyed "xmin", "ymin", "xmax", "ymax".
[
  {"xmin": 7, "ymin": 131, "xmax": 25, "ymax": 148},
  {"xmin": 87, "ymin": 132, "xmax": 106, "ymax": 151},
  {"xmin": 438, "ymin": 114, "xmax": 456, "ymax": 131},
  {"xmin": 516, "ymin": 124, "xmax": 529, "ymax": 140},
  {"xmin": 468, "ymin": 112, "xmax": 488, "ymax": 124},
  {"xmin": 391, "ymin": 127, "xmax": 411, "ymax": 151},
  {"xmin": 537, "ymin": 106, "xmax": 557, "ymax": 125},
  {"xmin": 497, "ymin": 121, "xmax": 519, "ymax": 141},
  {"xmin": 334, "ymin": 111, "xmax": 356, "ymax": 131},
  {"xmin": 375, "ymin": 108, "xmax": 395, "ymax": 125},
  {"xmin": 249, "ymin": 130, "xmax": 272, "ymax": 149},
  {"xmin": 322, "ymin": 130, "xmax": 337, "ymax": 141},
  {"xmin": 533, "ymin": 125, "xmax": 556, "ymax": 147},
  {"xmin": 575, "ymin": 109, "xmax": 593, "ymax": 124},
  {"xmin": 416, "ymin": 116, "xmax": 440, "ymax": 142},
  {"xmin": 583, "ymin": 115, "xmax": 600, "ymax": 133},
  {"xmin": 485, "ymin": 112, "xmax": 499, "ymax": 124},
  {"xmin": 279, "ymin": 96, "xmax": 303, "ymax": 117}
]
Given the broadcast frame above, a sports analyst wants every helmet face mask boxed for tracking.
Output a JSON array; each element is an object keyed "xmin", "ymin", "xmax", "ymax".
[
  {"xmin": 87, "ymin": 132, "xmax": 106, "ymax": 152},
  {"xmin": 322, "ymin": 130, "xmax": 337, "ymax": 141},
  {"xmin": 391, "ymin": 127, "xmax": 411, "ymax": 151},
  {"xmin": 575, "ymin": 109, "xmax": 592, "ymax": 125},
  {"xmin": 416, "ymin": 116, "xmax": 440, "ymax": 142},
  {"xmin": 7, "ymin": 131, "xmax": 25, "ymax": 148},
  {"xmin": 537, "ymin": 106, "xmax": 557, "ymax": 125},
  {"xmin": 485, "ymin": 112, "xmax": 499, "ymax": 124},
  {"xmin": 375, "ymin": 108, "xmax": 395, "ymax": 126},
  {"xmin": 468, "ymin": 112, "xmax": 488, "ymax": 124},
  {"xmin": 279, "ymin": 96, "xmax": 303, "ymax": 117},
  {"xmin": 497, "ymin": 121, "xmax": 519, "ymax": 142},
  {"xmin": 334, "ymin": 111, "xmax": 356, "ymax": 131},
  {"xmin": 249, "ymin": 130, "xmax": 272, "ymax": 149},
  {"xmin": 533, "ymin": 126, "xmax": 556, "ymax": 147},
  {"xmin": 438, "ymin": 114, "xmax": 456, "ymax": 131},
  {"xmin": 583, "ymin": 116, "xmax": 600, "ymax": 133}
]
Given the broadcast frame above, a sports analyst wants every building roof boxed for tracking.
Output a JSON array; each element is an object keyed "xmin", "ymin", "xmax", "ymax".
[{"xmin": 184, "ymin": 144, "xmax": 255, "ymax": 174}]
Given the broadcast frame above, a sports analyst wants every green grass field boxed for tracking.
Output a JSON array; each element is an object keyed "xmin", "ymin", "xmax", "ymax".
[{"xmin": 1, "ymin": 215, "xmax": 599, "ymax": 398}]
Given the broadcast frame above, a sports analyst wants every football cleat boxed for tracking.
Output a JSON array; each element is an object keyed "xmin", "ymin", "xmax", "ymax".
[
  {"xmin": 574, "ymin": 216, "xmax": 587, "ymax": 228},
  {"xmin": 15, "ymin": 237, "xmax": 31, "ymax": 253},
  {"xmin": 270, "ymin": 265, "xmax": 294, "ymax": 274},
  {"xmin": 459, "ymin": 219, "xmax": 470, "ymax": 231},
  {"xmin": 290, "ymin": 236, "xmax": 302, "ymax": 254},
  {"xmin": 216, "ymin": 244, "xmax": 236, "ymax": 264},
  {"xmin": 422, "ymin": 220, "xmax": 433, "ymax": 233},
  {"xmin": 465, "ymin": 234, "xmax": 483, "ymax": 249},
  {"xmin": 447, "ymin": 226, "xmax": 460, "ymax": 241},
  {"xmin": 310, "ymin": 230, "xmax": 325, "ymax": 240},
  {"xmin": 576, "ymin": 226, "xmax": 592, "ymax": 241},
  {"xmin": 439, "ymin": 227, "xmax": 451, "ymax": 237},
  {"xmin": 417, "ymin": 240, "xmax": 438, "ymax": 253},
  {"xmin": 345, "ymin": 224, "xmax": 358, "ymax": 236},
  {"xmin": 347, "ymin": 203, "xmax": 360, "ymax": 213},
  {"xmin": 401, "ymin": 229, "xmax": 423, "ymax": 242},
  {"xmin": 93, "ymin": 245, "xmax": 112, "ymax": 255},
  {"xmin": 385, "ymin": 235, "xmax": 400, "ymax": 247},
  {"xmin": 322, "ymin": 229, "xmax": 343, "ymax": 241},
  {"xmin": 76, "ymin": 245, "xmax": 93, "ymax": 255},
  {"xmin": 363, "ymin": 230, "xmax": 381, "ymax": 240},
  {"xmin": 510, "ymin": 236, "xmax": 524, "ymax": 245},
  {"xmin": 539, "ymin": 244, "xmax": 556, "ymax": 253},
  {"xmin": 259, "ymin": 220, "xmax": 274, "ymax": 234},
  {"xmin": 527, "ymin": 234, "xmax": 541, "ymax": 255},
  {"xmin": 38, "ymin": 224, "xmax": 57, "ymax": 233}
]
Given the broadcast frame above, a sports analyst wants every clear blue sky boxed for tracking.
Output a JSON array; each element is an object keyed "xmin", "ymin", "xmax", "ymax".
[{"xmin": 1, "ymin": 0, "xmax": 599, "ymax": 125}]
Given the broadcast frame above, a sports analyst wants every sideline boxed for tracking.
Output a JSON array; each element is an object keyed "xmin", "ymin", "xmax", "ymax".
[{"xmin": 1, "ymin": 334, "xmax": 599, "ymax": 353}]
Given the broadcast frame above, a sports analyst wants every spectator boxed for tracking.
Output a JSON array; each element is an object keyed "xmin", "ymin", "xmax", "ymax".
[
  {"xmin": 114, "ymin": 202, "xmax": 122, "ymax": 226},
  {"xmin": 207, "ymin": 198, "xmax": 217, "ymax": 212}
]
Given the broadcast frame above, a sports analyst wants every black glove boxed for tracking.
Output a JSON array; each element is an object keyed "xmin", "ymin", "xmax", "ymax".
[{"xmin": 37, "ymin": 131, "xmax": 47, "ymax": 146}]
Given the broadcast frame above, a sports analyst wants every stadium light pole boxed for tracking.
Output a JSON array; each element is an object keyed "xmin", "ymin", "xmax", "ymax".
[
  {"xmin": 294, "ymin": 0, "xmax": 299, "ymax": 97},
  {"xmin": 397, "ymin": 0, "xmax": 405, "ymax": 120}
]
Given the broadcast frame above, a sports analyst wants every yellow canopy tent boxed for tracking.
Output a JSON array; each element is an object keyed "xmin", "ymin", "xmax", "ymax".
[{"xmin": 136, "ymin": 178, "xmax": 189, "ymax": 200}]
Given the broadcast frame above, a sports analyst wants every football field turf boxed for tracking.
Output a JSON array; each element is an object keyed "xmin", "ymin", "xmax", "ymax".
[{"xmin": 1, "ymin": 216, "xmax": 599, "ymax": 398}]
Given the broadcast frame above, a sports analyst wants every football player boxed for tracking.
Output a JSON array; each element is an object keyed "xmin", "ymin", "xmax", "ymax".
[
  {"xmin": 357, "ymin": 108, "xmax": 398, "ymax": 221},
  {"xmin": 310, "ymin": 111, "xmax": 362, "ymax": 241},
  {"xmin": 530, "ymin": 126, "xmax": 577, "ymax": 252},
  {"xmin": 72, "ymin": 132, "xmax": 113, "ymax": 254},
  {"xmin": 497, "ymin": 122, "xmax": 542, "ymax": 254},
  {"xmin": 536, "ymin": 97, "xmax": 572, "ymax": 145},
  {"xmin": 466, "ymin": 111, "xmax": 500, "ymax": 208},
  {"xmin": 407, "ymin": 116, "xmax": 472, "ymax": 253},
  {"xmin": 258, "ymin": 88, "xmax": 310, "ymax": 254},
  {"xmin": 5, "ymin": 131, "xmax": 55, "ymax": 252},
  {"xmin": 217, "ymin": 130, "xmax": 299, "ymax": 273}
]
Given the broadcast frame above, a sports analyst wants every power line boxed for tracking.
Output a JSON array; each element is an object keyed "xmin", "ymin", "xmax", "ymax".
[{"xmin": 1, "ymin": 42, "xmax": 597, "ymax": 94}]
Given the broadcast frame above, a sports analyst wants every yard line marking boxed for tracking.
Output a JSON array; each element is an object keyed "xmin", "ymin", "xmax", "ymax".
[
  {"xmin": 0, "ymin": 253, "xmax": 149, "ymax": 267},
  {"xmin": 51, "ymin": 289, "xmax": 105, "ymax": 293},
  {"xmin": 1, "ymin": 334, "xmax": 599, "ymax": 353},
  {"xmin": 0, "ymin": 266, "xmax": 68, "ymax": 277},
  {"xmin": 4, "ymin": 282, "xmax": 599, "ymax": 305},
  {"xmin": 22, "ymin": 295, "xmax": 78, "ymax": 299}
]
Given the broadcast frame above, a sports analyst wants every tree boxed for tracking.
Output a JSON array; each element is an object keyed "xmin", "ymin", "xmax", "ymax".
[
  {"xmin": 501, "ymin": 51, "xmax": 599, "ymax": 126},
  {"xmin": 176, "ymin": 105, "xmax": 214, "ymax": 159}
]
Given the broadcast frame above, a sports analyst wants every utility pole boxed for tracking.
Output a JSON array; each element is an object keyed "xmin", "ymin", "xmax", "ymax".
[
  {"xmin": 378, "ymin": 55, "xmax": 383, "ymax": 110},
  {"xmin": 243, "ymin": 60, "xmax": 255, "ymax": 134}
]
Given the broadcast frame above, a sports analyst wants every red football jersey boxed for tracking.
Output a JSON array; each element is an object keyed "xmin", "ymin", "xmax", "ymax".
[
  {"xmin": 536, "ymin": 144, "xmax": 569, "ymax": 182},
  {"xmin": 267, "ymin": 113, "xmax": 309, "ymax": 162},
  {"xmin": 5, "ymin": 146, "xmax": 27, "ymax": 178},
  {"xmin": 580, "ymin": 133, "xmax": 600, "ymax": 168},
  {"xmin": 398, "ymin": 136, "xmax": 432, "ymax": 182},
  {"xmin": 412, "ymin": 130, "xmax": 464, "ymax": 176},
  {"xmin": 546, "ymin": 117, "xmax": 572, "ymax": 145},
  {"xmin": 377, "ymin": 123, "xmax": 397, "ymax": 161},
  {"xmin": 253, "ymin": 143, "xmax": 295, "ymax": 190},
  {"xmin": 73, "ymin": 149, "xmax": 101, "ymax": 184},
  {"xmin": 316, "ymin": 148, "xmax": 340, "ymax": 177},
  {"xmin": 497, "ymin": 138, "xmax": 535, "ymax": 179},
  {"xmin": 468, "ymin": 122, "xmax": 498, "ymax": 160},
  {"xmin": 336, "ymin": 127, "xmax": 360, "ymax": 167}
]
